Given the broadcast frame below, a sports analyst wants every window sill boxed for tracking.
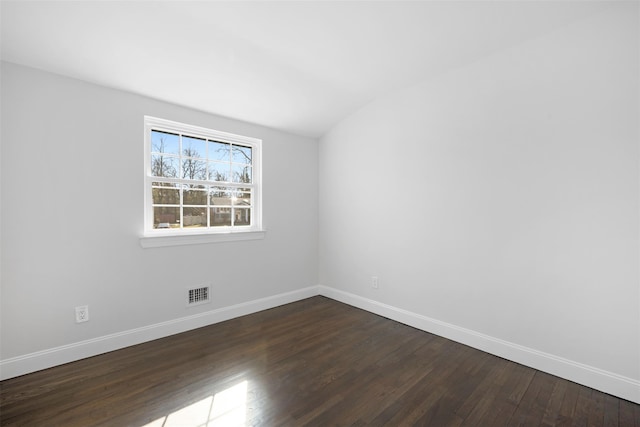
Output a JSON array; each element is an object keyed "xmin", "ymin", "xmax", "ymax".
[{"xmin": 139, "ymin": 230, "xmax": 266, "ymax": 248}]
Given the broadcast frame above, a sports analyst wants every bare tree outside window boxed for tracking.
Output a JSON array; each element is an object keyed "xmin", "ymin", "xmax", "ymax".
[
  {"xmin": 151, "ymin": 133, "xmax": 178, "ymax": 178},
  {"xmin": 182, "ymin": 136, "xmax": 207, "ymax": 181}
]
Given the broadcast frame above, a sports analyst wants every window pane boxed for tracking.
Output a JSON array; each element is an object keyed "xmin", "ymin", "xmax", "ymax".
[
  {"xmin": 209, "ymin": 141, "xmax": 230, "ymax": 161},
  {"xmin": 232, "ymin": 165, "xmax": 252, "ymax": 183},
  {"xmin": 151, "ymin": 131, "xmax": 180, "ymax": 155},
  {"xmin": 210, "ymin": 207, "xmax": 231, "ymax": 227},
  {"xmin": 182, "ymin": 136, "xmax": 206, "ymax": 159},
  {"xmin": 209, "ymin": 187, "xmax": 232, "ymax": 206},
  {"xmin": 181, "ymin": 158, "xmax": 207, "ymax": 180},
  {"xmin": 232, "ymin": 191, "xmax": 251, "ymax": 206},
  {"xmin": 183, "ymin": 185, "xmax": 207, "ymax": 205},
  {"xmin": 183, "ymin": 207, "xmax": 207, "ymax": 228},
  {"xmin": 153, "ymin": 206, "xmax": 180, "ymax": 229},
  {"xmin": 152, "ymin": 183, "xmax": 180, "ymax": 205},
  {"xmin": 232, "ymin": 145, "xmax": 252, "ymax": 164},
  {"xmin": 209, "ymin": 162, "xmax": 230, "ymax": 182},
  {"xmin": 151, "ymin": 155, "xmax": 179, "ymax": 178},
  {"xmin": 233, "ymin": 208, "xmax": 251, "ymax": 226}
]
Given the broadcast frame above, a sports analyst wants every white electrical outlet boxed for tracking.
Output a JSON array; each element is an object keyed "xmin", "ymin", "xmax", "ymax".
[
  {"xmin": 372, "ymin": 276, "xmax": 379, "ymax": 289},
  {"xmin": 75, "ymin": 305, "xmax": 89, "ymax": 323}
]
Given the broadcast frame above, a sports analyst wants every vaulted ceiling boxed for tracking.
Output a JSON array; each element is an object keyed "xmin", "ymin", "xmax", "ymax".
[{"xmin": 1, "ymin": 1, "xmax": 609, "ymax": 138}]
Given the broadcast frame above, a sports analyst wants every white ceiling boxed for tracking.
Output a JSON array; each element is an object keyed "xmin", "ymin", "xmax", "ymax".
[{"xmin": 1, "ymin": 1, "xmax": 609, "ymax": 138}]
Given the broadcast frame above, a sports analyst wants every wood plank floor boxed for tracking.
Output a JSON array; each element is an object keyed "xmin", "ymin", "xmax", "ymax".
[{"xmin": 1, "ymin": 296, "xmax": 638, "ymax": 426}]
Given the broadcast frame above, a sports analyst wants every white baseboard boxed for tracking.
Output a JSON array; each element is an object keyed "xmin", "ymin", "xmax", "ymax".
[
  {"xmin": 3, "ymin": 284, "xmax": 638, "ymax": 404},
  {"xmin": 0, "ymin": 286, "xmax": 320, "ymax": 381},
  {"xmin": 318, "ymin": 285, "xmax": 640, "ymax": 404}
]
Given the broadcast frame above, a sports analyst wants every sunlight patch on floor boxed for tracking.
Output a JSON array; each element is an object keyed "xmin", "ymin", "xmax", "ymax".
[{"xmin": 142, "ymin": 380, "xmax": 248, "ymax": 427}]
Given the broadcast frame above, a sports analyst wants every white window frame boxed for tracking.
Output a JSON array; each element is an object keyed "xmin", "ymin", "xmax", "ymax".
[{"xmin": 140, "ymin": 116, "xmax": 264, "ymax": 248}]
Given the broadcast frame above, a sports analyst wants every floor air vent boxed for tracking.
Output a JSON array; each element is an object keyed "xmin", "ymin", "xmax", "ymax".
[{"xmin": 187, "ymin": 285, "xmax": 210, "ymax": 307}]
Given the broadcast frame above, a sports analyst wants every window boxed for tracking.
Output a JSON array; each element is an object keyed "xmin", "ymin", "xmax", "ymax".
[{"xmin": 142, "ymin": 116, "xmax": 262, "ymax": 245}]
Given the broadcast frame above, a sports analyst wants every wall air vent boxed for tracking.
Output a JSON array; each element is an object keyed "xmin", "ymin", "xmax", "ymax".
[{"xmin": 187, "ymin": 285, "xmax": 211, "ymax": 307}]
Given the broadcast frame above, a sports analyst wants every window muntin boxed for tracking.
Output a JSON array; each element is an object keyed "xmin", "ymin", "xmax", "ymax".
[{"xmin": 144, "ymin": 117, "xmax": 261, "ymax": 235}]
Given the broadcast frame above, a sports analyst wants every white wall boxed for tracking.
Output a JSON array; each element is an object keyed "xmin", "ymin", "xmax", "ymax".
[
  {"xmin": 319, "ymin": 3, "xmax": 639, "ymax": 399},
  {"xmin": 1, "ymin": 62, "xmax": 318, "ymax": 371}
]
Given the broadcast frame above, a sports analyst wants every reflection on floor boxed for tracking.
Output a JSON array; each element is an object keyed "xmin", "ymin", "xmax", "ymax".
[{"xmin": 142, "ymin": 381, "xmax": 248, "ymax": 427}]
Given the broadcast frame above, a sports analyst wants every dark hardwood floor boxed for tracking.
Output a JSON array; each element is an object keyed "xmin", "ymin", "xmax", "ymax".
[{"xmin": 1, "ymin": 296, "xmax": 638, "ymax": 426}]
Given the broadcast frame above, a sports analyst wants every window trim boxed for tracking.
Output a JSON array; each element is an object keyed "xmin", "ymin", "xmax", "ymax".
[
  {"xmin": 141, "ymin": 116, "xmax": 263, "ymax": 247},
  {"xmin": 139, "ymin": 229, "xmax": 266, "ymax": 248}
]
